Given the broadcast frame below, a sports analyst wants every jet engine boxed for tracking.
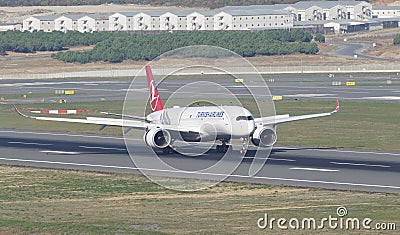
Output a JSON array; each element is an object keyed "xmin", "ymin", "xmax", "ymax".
[
  {"xmin": 251, "ymin": 127, "xmax": 277, "ymax": 147},
  {"xmin": 144, "ymin": 128, "xmax": 171, "ymax": 149}
]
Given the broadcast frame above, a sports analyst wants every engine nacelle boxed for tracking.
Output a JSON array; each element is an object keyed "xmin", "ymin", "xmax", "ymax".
[
  {"xmin": 251, "ymin": 127, "xmax": 277, "ymax": 147},
  {"xmin": 144, "ymin": 128, "xmax": 171, "ymax": 149}
]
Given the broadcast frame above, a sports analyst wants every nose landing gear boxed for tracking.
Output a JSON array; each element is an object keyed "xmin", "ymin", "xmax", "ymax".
[{"xmin": 216, "ymin": 144, "xmax": 229, "ymax": 153}]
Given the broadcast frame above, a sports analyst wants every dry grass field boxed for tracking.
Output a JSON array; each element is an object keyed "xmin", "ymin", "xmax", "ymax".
[{"xmin": 0, "ymin": 165, "xmax": 398, "ymax": 234}]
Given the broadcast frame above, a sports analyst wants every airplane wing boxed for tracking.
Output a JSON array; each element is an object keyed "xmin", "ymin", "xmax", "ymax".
[
  {"xmin": 100, "ymin": 111, "xmax": 148, "ymax": 122},
  {"xmin": 12, "ymin": 105, "xmax": 199, "ymax": 133},
  {"xmin": 254, "ymin": 99, "xmax": 340, "ymax": 126}
]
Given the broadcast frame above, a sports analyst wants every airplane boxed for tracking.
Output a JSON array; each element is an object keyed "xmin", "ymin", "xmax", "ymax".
[{"xmin": 13, "ymin": 65, "xmax": 339, "ymax": 154}]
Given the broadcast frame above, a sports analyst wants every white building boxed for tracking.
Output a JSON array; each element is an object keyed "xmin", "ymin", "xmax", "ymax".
[
  {"xmin": 109, "ymin": 12, "xmax": 137, "ymax": 31},
  {"xmin": 287, "ymin": 1, "xmax": 372, "ymax": 21},
  {"xmin": 285, "ymin": 5, "xmax": 324, "ymax": 21},
  {"xmin": 21, "ymin": 1, "xmax": 381, "ymax": 33},
  {"xmin": 77, "ymin": 14, "xmax": 109, "ymax": 32},
  {"xmin": 345, "ymin": 1, "xmax": 372, "ymax": 20},
  {"xmin": 54, "ymin": 15, "xmax": 83, "ymax": 32},
  {"xmin": 372, "ymin": 6, "xmax": 400, "ymax": 18},
  {"xmin": 214, "ymin": 8, "xmax": 292, "ymax": 30},
  {"xmin": 133, "ymin": 11, "xmax": 164, "ymax": 30},
  {"xmin": 326, "ymin": 5, "xmax": 348, "ymax": 20},
  {"xmin": 160, "ymin": 11, "xmax": 193, "ymax": 31},
  {"xmin": 0, "ymin": 24, "xmax": 22, "ymax": 32},
  {"xmin": 23, "ymin": 15, "xmax": 58, "ymax": 32},
  {"xmin": 186, "ymin": 11, "xmax": 215, "ymax": 30},
  {"xmin": 213, "ymin": 11, "xmax": 233, "ymax": 30}
]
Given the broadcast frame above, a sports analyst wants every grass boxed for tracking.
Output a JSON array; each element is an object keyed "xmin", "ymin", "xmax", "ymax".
[
  {"xmin": 0, "ymin": 165, "xmax": 398, "ymax": 234},
  {"xmin": 1, "ymin": 99, "xmax": 399, "ymax": 151}
]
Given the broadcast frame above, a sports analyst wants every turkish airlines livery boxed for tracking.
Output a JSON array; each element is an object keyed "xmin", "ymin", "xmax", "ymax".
[{"xmin": 13, "ymin": 66, "xmax": 339, "ymax": 154}]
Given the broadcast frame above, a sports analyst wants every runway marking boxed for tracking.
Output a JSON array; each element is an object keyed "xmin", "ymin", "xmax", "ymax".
[
  {"xmin": 79, "ymin": 145, "xmax": 126, "ymax": 151},
  {"xmin": 284, "ymin": 94, "xmax": 333, "ymax": 98},
  {"xmin": 27, "ymin": 86, "xmax": 129, "ymax": 92},
  {"xmin": 330, "ymin": 162, "xmax": 391, "ymax": 168},
  {"xmin": 290, "ymin": 167, "xmax": 339, "ymax": 172},
  {"xmin": 268, "ymin": 158, "xmax": 296, "ymax": 162},
  {"xmin": 0, "ymin": 81, "xmax": 123, "ymax": 87},
  {"xmin": 40, "ymin": 150, "xmax": 81, "ymax": 155},
  {"xmin": 312, "ymin": 149, "xmax": 400, "ymax": 156},
  {"xmin": 361, "ymin": 96, "xmax": 400, "ymax": 100},
  {"xmin": 0, "ymin": 157, "xmax": 399, "ymax": 190},
  {"xmin": 8, "ymin": 141, "xmax": 53, "ymax": 146},
  {"xmin": 0, "ymin": 130, "xmax": 125, "ymax": 140},
  {"xmin": 241, "ymin": 157, "xmax": 295, "ymax": 162}
]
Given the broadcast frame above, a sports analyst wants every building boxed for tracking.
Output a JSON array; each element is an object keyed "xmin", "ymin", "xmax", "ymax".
[
  {"xmin": 109, "ymin": 12, "xmax": 137, "ymax": 31},
  {"xmin": 0, "ymin": 24, "xmax": 22, "ymax": 32},
  {"xmin": 131, "ymin": 11, "xmax": 165, "ymax": 30},
  {"xmin": 186, "ymin": 11, "xmax": 216, "ymax": 30},
  {"xmin": 21, "ymin": 1, "xmax": 396, "ymax": 34},
  {"xmin": 54, "ymin": 15, "xmax": 84, "ymax": 32},
  {"xmin": 286, "ymin": 1, "xmax": 372, "ymax": 21},
  {"xmin": 23, "ymin": 15, "xmax": 58, "ymax": 32},
  {"xmin": 373, "ymin": 6, "xmax": 400, "ymax": 18},
  {"xmin": 159, "ymin": 11, "xmax": 193, "ymax": 31},
  {"xmin": 77, "ymin": 14, "xmax": 109, "ymax": 32},
  {"xmin": 213, "ymin": 7, "xmax": 292, "ymax": 30}
]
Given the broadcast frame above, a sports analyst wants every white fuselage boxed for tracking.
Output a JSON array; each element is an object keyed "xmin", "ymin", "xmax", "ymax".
[{"xmin": 147, "ymin": 106, "xmax": 255, "ymax": 141}]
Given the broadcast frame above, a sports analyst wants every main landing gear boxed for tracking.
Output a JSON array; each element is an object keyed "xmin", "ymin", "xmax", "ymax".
[
  {"xmin": 216, "ymin": 142, "xmax": 229, "ymax": 153},
  {"xmin": 162, "ymin": 146, "xmax": 175, "ymax": 154}
]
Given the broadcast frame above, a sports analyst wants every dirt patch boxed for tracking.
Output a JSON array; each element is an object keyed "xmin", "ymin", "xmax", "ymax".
[{"xmin": 373, "ymin": 0, "xmax": 400, "ymax": 6}]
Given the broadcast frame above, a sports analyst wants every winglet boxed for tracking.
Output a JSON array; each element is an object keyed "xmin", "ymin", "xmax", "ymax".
[
  {"xmin": 12, "ymin": 104, "xmax": 31, "ymax": 118},
  {"xmin": 333, "ymin": 99, "xmax": 340, "ymax": 113},
  {"xmin": 145, "ymin": 65, "xmax": 164, "ymax": 112}
]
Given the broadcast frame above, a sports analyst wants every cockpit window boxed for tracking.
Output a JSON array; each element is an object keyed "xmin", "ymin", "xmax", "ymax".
[{"xmin": 236, "ymin": 116, "xmax": 254, "ymax": 121}]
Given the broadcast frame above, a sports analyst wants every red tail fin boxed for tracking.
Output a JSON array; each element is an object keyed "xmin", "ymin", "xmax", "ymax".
[{"xmin": 145, "ymin": 65, "xmax": 163, "ymax": 112}]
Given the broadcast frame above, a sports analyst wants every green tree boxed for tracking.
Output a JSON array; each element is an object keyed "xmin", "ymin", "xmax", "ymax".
[
  {"xmin": 394, "ymin": 34, "xmax": 400, "ymax": 45},
  {"xmin": 314, "ymin": 34, "xmax": 325, "ymax": 43}
]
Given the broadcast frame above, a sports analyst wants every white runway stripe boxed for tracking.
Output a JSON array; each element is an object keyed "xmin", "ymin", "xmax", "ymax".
[
  {"xmin": 269, "ymin": 158, "xmax": 296, "ymax": 162},
  {"xmin": 242, "ymin": 157, "xmax": 296, "ymax": 162},
  {"xmin": 0, "ymin": 130, "xmax": 125, "ymax": 140},
  {"xmin": 79, "ymin": 145, "xmax": 126, "ymax": 151},
  {"xmin": 41, "ymin": 150, "xmax": 81, "ymax": 155},
  {"xmin": 330, "ymin": 162, "xmax": 391, "ymax": 168},
  {"xmin": 8, "ymin": 141, "xmax": 53, "ymax": 146},
  {"xmin": 290, "ymin": 167, "xmax": 339, "ymax": 172},
  {"xmin": 313, "ymin": 149, "xmax": 400, "ymax": 156}
]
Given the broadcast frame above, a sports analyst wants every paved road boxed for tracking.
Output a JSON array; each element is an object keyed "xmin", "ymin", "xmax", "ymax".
[
  {"xmin": 327, "ymin": 42, "xmax": 390, "ymax": 61},
  {"xmin": 1, "ymin": 77, "xmax": 399, "ymax": 103},
  {"xmin": 0, "ymin": 129, "xmax": 399, "ymax": 193}
]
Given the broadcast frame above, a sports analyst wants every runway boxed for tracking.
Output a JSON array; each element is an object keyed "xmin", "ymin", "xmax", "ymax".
[
  {"xmin": 1, "ymin": 129, "xmax": 399, "ymax": 193},
  {"xmin": 1, "ymin": 77, "xmax": 399, "ymax": 103},
  {"xmin": 1, "ymin": 76, "xmax": 399, "ymax": 193}
]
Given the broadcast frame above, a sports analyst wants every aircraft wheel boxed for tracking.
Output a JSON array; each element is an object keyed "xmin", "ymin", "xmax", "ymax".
[
  {"xmin": 162, "ymin": 147, "xmax": 174, "ymax": 155},
  {"xmin": 216, "ymin": 145, "xmax": 229, "ymax": 153}
]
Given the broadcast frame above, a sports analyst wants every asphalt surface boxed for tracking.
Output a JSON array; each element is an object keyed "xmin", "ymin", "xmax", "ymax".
[
  {"xmin": 1, "ymin": 129, "xmax": 399, "ymax": 193},
  {"xmin": 1, "ymin": 77, "xmax": 400, "ymax": 103},
  {"xmin": 328, "ymin": 42, "xmax": 388, "ymax": 60}
]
